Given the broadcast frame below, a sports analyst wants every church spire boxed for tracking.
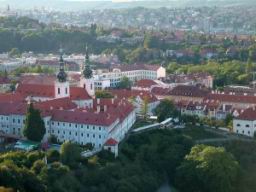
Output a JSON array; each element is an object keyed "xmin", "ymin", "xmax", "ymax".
[
  {"xmin": 83, "ymin": 45, "xmax": 93, "ymax": 79},
  {"xmin": 57, "ymin": 48, "xmax": 67, "ymax": 82}
]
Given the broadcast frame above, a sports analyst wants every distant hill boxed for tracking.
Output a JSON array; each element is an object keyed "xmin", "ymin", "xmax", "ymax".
[{"xmin": 0, "ymin": 0, "xmax": 255, "ymax": 11}]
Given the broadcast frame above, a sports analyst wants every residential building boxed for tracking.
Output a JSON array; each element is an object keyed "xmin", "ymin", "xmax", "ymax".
[{"xmin": 233, "ymin": 108, "xmax": 256, "ymax": 137}]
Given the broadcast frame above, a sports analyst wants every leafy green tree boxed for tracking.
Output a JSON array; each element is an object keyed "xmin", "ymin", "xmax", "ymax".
[
  {"xmin": 23, "ymin": 103, "xmax": 46, "ymax": 142},
  {"xmin": 117, "ymin": 76, "xmax": 132, "ymax": 89},
  {"xmin": 141, "ymin": 97, "xmax": 149, "ymax": 119},
  {"xmin": 95, "ymin": 90, "xmax": 114, "ymax": 98},
  {"xmin": 47, "ymin": 149, "xmax": 60, "ymax": 163},
  {"xmin": 154, "ymin": 99, "xmax": 179, "ymax": 122},
  {"xmin": 31, "ymin": 160, "xmax": 46, "ymax": 175},
  {"xmin": 9, "ymin": 48, "xmax": 20, "ymax": 57},
  {"xmin": 0, "ymin": 160, "xmax": 46, "ymax": 192},
  {"xmin": 60, "ymin": 141, "xmax": 81, "ymax": 168},
  {"xmin": 175, "ymin": 145, "xmax": 240, "ymax": 192},
  {"xmin": 143, "ymin": 34, "xmax": 159, "ymax": 49}
]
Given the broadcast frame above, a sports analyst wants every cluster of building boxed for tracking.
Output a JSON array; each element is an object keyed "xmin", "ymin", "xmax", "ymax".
[{"xmin": 0, "ymin": 49, "xmax": 167, "ymax": 156}]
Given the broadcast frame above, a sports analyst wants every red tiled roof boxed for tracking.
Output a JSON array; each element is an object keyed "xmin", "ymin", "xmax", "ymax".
[
  {"xmin": 169, "ymin": 85, "xmax": 209, "ymax": 98},
  {"xmin": 51, "ymin": 109, "xmax": 118, "ymax": 126},
  {"xmin": 105, "ymin": 138, "xmax": 118, "ymax": 146},
  {"xmin": 16, "ymin": 83, "xmax": 55, "ymax": 98},
  {"xmin": 20, "ymin": 74, "xmax": 56, "ymax": 85},
  {"xmin": 109, "ymin": 89, "xmax": 158, "ymax": 103},
  {"xmin": 35, "ymin": 97, "xmax": 77, "ymax": 111},
  {"xmin": 134, "ymin": 79, "xmax": 157, "ymax": 88},
  {"xmin": 236, "ymin": 108, "xmax": 256, "ymax": 121},
  {"xmin": 93, "ymin": 98, "xmax": 135, "ymax": 122},
  {"xmin": 0, "ymin": 92, "xmax": 25, "ymax": 103},
  {"xmin": 205, "ymin": 94, "xmax": 256, "ymax": 104},
  {"xmin": 151, "ymin": 87, "xmax": 170, "ymax": 95},
  {"xmin": 70, "ymin": 87, "xmax": 91, "ymax": 100}
]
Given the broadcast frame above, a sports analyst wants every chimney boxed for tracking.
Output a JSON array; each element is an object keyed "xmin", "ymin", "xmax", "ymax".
[
  {"xmin": 97, "ymin": 98, "xmax": 100, "ymax": 104},
  {"xmin": 223, "ymin": 104, "xmax": 226, "ymax": 111},
  {"xmin": 104, "ymin": 105, "xmax": 107, "ymax": 112},
  {"xmin": 111, "ymin": 98, "xmax": 114, "ymax": 104}
]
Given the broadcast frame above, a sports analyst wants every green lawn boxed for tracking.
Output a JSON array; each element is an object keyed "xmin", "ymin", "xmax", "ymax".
[{"xmin": 181, "ymin": 126, "xmax": 224, "ymax": 140}]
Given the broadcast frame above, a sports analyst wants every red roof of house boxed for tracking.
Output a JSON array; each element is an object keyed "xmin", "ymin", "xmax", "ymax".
[
  {"xmin": 35, "ymin": 97, "xmax": 77, "ymax": 111},
  {"xmin": 110, "ymin": 89, "xmax": 158, "ymax": 103},
  {"xmin": 151, "ymin": 87, "xmax": 170, "ymax": 96},
  {"xmin": 0, "ymin": 92, "xmax": 25, "ymax": 102},
  {"xmin": 51, "ymin": 109, "xmax": 118, "ymax": 126},
  {"xmin": 16, "ymin": 83, "xmax": 55, "ymax": 98},
  {"xmin": 93, "ymin": 98, "xmax": 135, "ymax": 122},
  {"xmin": 236, "ymin": 108, "xmax": 256, "ymax": 121},
  {"xmin": 105, "ymin": 138, "xmax": 118, "ymax": 146},
  {"xmin": 134, "ymin": 79, "xmax": 157, "ymax": 88},
  {"xmin": 205, "ymin": 94, "xmax": 256, "ymax": 104},
  {"xmin": 20, "ymin": 74, "xmax": 56, "ymax": 85},
  {"xmin": 70, "ymin": 87, "xmax": 91, "ymax": 100},
  {"xmin": 169, "ymin": 85, "xmax": 209, "ymax": 98}
]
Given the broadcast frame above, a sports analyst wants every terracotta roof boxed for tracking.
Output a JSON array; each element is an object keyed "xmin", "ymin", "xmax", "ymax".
[
  {"xmin": 16, "ymin": 83, "xmax": 55, "ymax": 98},
  {"xmin": 35, "ymin": 97, "xmax": 77, "ymax": 111},
  {"xmin": 110, "ymin": 89, "xmax": 158, "ymax": 103},
  {"xmin": 105, "ymin": 138, "xmax": 118, "ymax": 146},
  {"xmin": 169, "ymin": 85, "xmax": 209, "ymax": 98},
  {"xmin": 20, "ymin": 74, "xmax": 56, "ymax": 85},
  {"xmin": 70, "ymin": 87, "xmax": 91, "ymax": 100},
  {"xmin": 151, "ymin": 87, "xmax": 170, "ymax": 96},
  {"xmin": 134, "ymin": 79, "xmax": 157, "ymax": 88},
  {"xmin": 0, "ymin": 92, "xmax": 25, "ymax": 102},
  {"xmin": 236, "ymin": 108, "xmax": 256, "ymax": 121},
  {"xmin": 205, "ymin": 94, "xmax": 256, "ymax": 104},
  {"xmin": 93, "ymin": 98, "xmax": 135, "ymax": 122},
  {"xmin": 51, "ymin": 109, "xmax": 118, "ymax": 126}
]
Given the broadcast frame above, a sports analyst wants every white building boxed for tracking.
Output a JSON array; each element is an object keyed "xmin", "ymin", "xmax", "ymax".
[
  {"xmin": 233, "ymin": 108, "xmax": 256, "ymax": 137},
  {"xmin": 95, "ymin": 64, "xmax": 166, "ymax": 88},
  {"xmin": 0, "ymin": 51, "xmax": 137, "ymax": 156}
]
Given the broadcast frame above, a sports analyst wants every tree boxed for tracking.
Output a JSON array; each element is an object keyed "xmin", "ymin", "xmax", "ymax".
[
  {"xmin": 9, "ymin": 48, "xmax": 20, "ymax": 57},
  {"xmin": 47, "ymin": 149, "xmax": 60, "ymax": 163},
  {"xmin": 60, "ymin": 141, "xmax": 81, "ymax": 168},
  {"xmin": 23, "ymin": 103, "xmax": 46, "ymax": 142},
  {"xmin": 31, "ymin": 160, "xmax": 46, "ymax": 175},
  {"xmin": 0, "ymin": 161, "xmax": 46, "ymax": 192},
  {"xmin": 117, "ymin": 76, "xmax": 132, "ymax": 89},
  {"xmin": 175, "ymin": 145, "xmax": 240, "ymax": 192},
  {"xmin": 95, "ymin": 90, "xmax": 113, "ymax": 98},
  {"xmin": 154, "ymin": 99, "xmax": 178, "ymax": 122},
  {"xmin": 141, "ymin": 97, "xmax": 149, "ymax": 119},
  {"xmin": 143, "ymin": 34, "xmax": 159, "ymax": 49},
  {"xmin": 224, "ymin": 113, "xmax": 233, "ymax": 128}
]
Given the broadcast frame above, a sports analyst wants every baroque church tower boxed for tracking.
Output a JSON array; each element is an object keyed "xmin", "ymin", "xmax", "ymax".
[
  {"xmin": 55, "ymin": 49, "xmax": 70, "ymax": 98},
  {"xmin": 80, "ymin": 46, "xmax": 95, "ymax": 97}
]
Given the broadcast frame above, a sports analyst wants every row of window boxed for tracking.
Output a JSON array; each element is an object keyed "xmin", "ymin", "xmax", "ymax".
[
  {"xmin": 51, "ymin": 129, "xmax": 103, "ymax": 139},
  {"xmin": 51, "ymin": 122, "xmax": 102, "ymax": 130},
  {"xmin": 236, "ymin": 130, "xmax": 251, "ymax": 135},
  {"xmin": 236, "ymin": 124, "xmax": 250, "ymax": 128}
]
